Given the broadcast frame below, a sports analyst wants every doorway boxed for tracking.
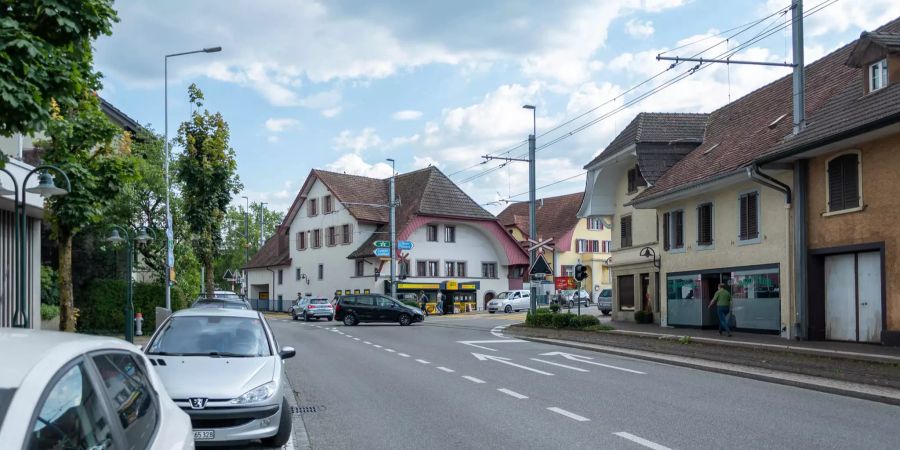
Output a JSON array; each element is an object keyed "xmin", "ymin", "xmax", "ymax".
[
  {"xmin": 825, "ymin": 252, "xmax": 883, "ymax": 343},
  {"xmin": 483, "ymin": 292, "xmax": 495, "ymax": 310},
  {"xmin": 640, "ymin": 274, "xmax": 651, "ymax": 312}
]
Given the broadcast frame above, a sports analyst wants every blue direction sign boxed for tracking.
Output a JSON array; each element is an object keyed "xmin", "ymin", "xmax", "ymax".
[
  {"xmin": 397, "ymin": 240, "xmax": 414, "ymax": 250},
  {"xmin": 374, "ymin": 248, "xmax": 391, "ymax": 257}
]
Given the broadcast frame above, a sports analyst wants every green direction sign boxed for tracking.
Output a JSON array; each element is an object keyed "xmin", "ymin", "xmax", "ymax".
[{"xmin": 374, "ymin": 241, "xmax": 391, "ymax": 248}]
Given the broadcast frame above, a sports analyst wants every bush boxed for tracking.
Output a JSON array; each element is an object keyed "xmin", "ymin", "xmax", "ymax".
[
  {"xmin": 551, "ymin": 313, "xmax": 575, "ymax": 329},
  {"xmin": 41, "ymin": 265, "xmax": 59, "ymax": 306},
  {"xmin": 40, "ymin": 304, "xmax": 60, "ymax": 321},
  {"xmin": 525, "ymin": 309, "xmax": 554, "ymax": 328},
  {"xmin": 634, "ymin": 310, "xmax": 654, "ymax": 324},
  {"xmin": 582, "ymin": 324, "xmax": 614, "ymax": 332},
  {"xmin": 75, "ymin": 279, "xmax": 190, "ymax": 333},
  {"xmin": 570, "ymin": 314, "xmax": 600, "ymax": 329},
  {"xmin": 548, "ymin": 303, "xmax": 560, "ymax": 313}
]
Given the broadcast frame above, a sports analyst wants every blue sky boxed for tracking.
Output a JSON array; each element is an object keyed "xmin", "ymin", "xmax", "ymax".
[{"xmin": 94, "ymin": 0, "xmax": 900, "ymax": 213}]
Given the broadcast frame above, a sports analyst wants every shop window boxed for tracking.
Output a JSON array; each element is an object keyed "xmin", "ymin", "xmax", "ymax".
[
  {"xmin": 355, "ymin": 260, "xmax": 364, "ymax": 277},
  {"xmin": 426, "ymin": 225, "xmax": 438, "ymax": 242},
  {"xmin": 620, "ymin": 215, "xmax": 633, "ymax": 248},
  {"xmin": 444, "ymin": 225, "xmax": 456, "ymax": 243},
  {"xmin": 618, "ymin": 275, "xmax": 635, "ymax": 311},
  {"xmin": 738, "ymin": 192, "xmax": 759, "ymax": 242},
  {"xmin": 826, "ymin": 152, "xmax": 861, "ymax": 213},
  {"xmin": 481, "ymin": 262, "xmax": 497, "ymax": 278},
  {"xmin": 697, "ymin": 203, "xmax": 713, "ymax": 246}
]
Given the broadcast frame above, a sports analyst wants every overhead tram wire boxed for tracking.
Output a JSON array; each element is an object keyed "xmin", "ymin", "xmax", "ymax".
[{"xmin": 447, "ymin": 138, "xmax": 528, "ymax": 178}]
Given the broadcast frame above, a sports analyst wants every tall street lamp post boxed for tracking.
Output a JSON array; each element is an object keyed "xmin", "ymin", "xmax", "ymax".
[
  {"xmin": 105, "ymin": 225, "xmax": 154, "ymax": 343},
  {"xmin": 0, "ymin": 165, "xmax": 71, "ymax": 328},
  {"xmin": 387, "ymin": 158, "xmax": 397, "ymax": 299},
  {"xmin": 242, "ymin": 195, "xmax": 249, "ymax": 297},
  {"xmin": 523, "ymin": 104, "xmax": 537, "ymax": 313},
  {"xmin": 164, "ymin": 46, "xmax": 222, "ymax": 311}
]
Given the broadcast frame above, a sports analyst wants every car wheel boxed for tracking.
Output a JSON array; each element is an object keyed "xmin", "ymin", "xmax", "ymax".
[
  {"xmin": 504, "ymin": 305, "xmax": 512, "ymax": 313},
  {"xmin": 568, "ymin": 300, "xmax": 575, "ymax": 309},
  {"xmin": 343, "ymin": 314, "xmax": 358, "ymax": 326},
  {"xmin": 602, "ymin": 310, "xmax": 611, "ymax": 316},
  {"xmin": 327, "ymin": 316, "xmax": 333, "ymax": 321},
  {"xmin": 261, "ymin": 397, "xmax": 292, "ymax": 447},
  {"xmin": 489, "ymin": 311, "xmax": 495, "ymax": 314},
  {"xmin": 291, "ymin": 312, "xmax": 297, "ymax": 320},
  {"xmin": 304, "ymin": 313, "xmax": 311, "ymax": 322},
  {"xmin": 398, "ymin": 313, "xmax": 412, "ymax": 326}
]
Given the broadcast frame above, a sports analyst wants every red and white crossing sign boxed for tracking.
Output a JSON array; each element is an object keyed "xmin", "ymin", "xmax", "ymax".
[{"xmin": 527, "ymin": 237, "xmax": 553, "ymax": 253}]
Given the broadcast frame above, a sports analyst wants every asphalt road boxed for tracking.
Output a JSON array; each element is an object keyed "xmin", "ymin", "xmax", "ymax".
[{"xmin": 269, "ymin": 312, "xmax": 900, "ymax": 450}]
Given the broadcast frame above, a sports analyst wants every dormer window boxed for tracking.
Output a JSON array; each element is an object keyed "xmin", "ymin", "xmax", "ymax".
[
  {"xmin": 870, "ymin": 59, "xmax": 888, "ymax": 92},
  {"xmin": 627, "ymin": 166, "xmax": 647, "ymax": 194}
]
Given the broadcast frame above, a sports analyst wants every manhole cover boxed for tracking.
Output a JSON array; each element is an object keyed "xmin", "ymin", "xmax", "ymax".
[{"xmin": 291, "ymin": 405, "xmax": 326, "ymax": 414}]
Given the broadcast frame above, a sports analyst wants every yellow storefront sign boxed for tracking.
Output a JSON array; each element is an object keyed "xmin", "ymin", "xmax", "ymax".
[
  {"xmin": 446, "ymin": 280, "xmax": 459, "ymax": 291},
  {"xmin": 397, "ymin": 283, "xmax": 440, "ymax": 290}
]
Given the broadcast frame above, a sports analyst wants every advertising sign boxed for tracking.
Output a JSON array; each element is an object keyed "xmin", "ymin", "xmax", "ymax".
[{"xmin": 554, "ymin": 276, "xmax": 576, "ymax": 290}]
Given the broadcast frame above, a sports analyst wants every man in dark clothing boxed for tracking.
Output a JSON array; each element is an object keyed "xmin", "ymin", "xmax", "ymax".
[
  {"xmin": 707, "ymin": 283, "xmax": 733, "ymax": 337},
  {"xmin": 419, "ymin": 290, "xmax": 428, "ymax": 316}
]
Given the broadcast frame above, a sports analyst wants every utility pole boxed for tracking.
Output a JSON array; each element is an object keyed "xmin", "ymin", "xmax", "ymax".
[
  {"xmin": 259, "ymin": 202, "xmax": 268, "ymax": 248},
  {"xmin": 387, "ymin": 159, "xmax": 397, "ymax": 298}
]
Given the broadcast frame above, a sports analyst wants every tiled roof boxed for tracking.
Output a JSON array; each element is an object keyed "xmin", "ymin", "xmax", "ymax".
[
  {"xmin": 633, "ymin": 18, "xmax": 900, "ymax": 204},
  {"xmin": 846, "ymin": 31, "xmax": 900, "ymax": 67},
  {"xmin": 244, "ymin": 234, "xmax": 290, "ymax": 269},
  {"xmin": 315, "ymin": 170, "xmax": 389, "ymax": 223},
  {"xmin": 496, "ymin": 192, "xmax": 584, "ymax": 243},
  {"xmin": 583, "ymin": 112, "xmax": 709, "ymax": 169}
]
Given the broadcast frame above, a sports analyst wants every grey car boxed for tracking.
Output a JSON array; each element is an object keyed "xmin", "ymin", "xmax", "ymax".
[
  {"xmin": 144, "ymin": 308, "xmax": 295, "ymax": 446},
  {"xmin": 596, "ymin": 288, "xmax": 612, "ymax": 315}
]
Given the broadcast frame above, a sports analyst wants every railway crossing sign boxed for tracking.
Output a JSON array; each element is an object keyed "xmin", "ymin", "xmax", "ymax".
[{"xmin": 527, "ymin": 237, "xmax": 553, "ymax": 254}]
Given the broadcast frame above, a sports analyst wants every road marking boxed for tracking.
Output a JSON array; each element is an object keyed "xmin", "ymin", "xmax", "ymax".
[
  {"xmin": 547, "ymin": 407, "xmax": 590, "ymax": 422},
  {"xmin": 457, "ymin": 339, "xmax": 526, "ymax": 351},
  {"xmin": 373, "ymin": 345, "xmax": 382, "ymax": 348},
  {"xmin": 353, "ymin": 338, "xmax": 361, "ymax": 341},
  {"xmin": 529, "ymin": 358, "xmax": 590, "ymax": 372},
  {"xmin": 364, "ymin": 341, "xmax": 372, "ymax": 345},
  {"xmin": 461, "ymin": 375, "xmax": 486, "ymax": 384},
  {"xmin": 397, "ymin": 353, "xmax": 410, "ymax": 357},
  {"xmin": 345, "ymin": 334, "xmax": 353, "ymax": 337},
  {"xmin": 539, "ymin": 351, "xmax": 646, "ymax": 374},
  {"xmin": 613, "ymin": 432, "xmax": 671, "ymax": 450},
  {"xmin": 437, "ymin": 366, "xmax": 455, "ymax": 373},
  {"xmin": 490, "ymin": 325, "xmax": 508, "ymax": 337},
  {"xmin": 385, "ymin": 348, "xmax": 396, "ymax": 353},
  {"xmin": 497, "ymin": 388, "xmax": 528, "ymax": 399},
  {"xmin": 415, "ymin": 359, "xmax": 430, "ymax": 364},
  {"xmin": 471, "ymin": 353, "xmax": 553, "ymax": 376}
]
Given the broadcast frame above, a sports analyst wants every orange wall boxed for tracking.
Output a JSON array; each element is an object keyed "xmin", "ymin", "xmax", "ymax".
[{"xmin": 807, "ymin": 133, "xmax": 900, "ymax": 330}]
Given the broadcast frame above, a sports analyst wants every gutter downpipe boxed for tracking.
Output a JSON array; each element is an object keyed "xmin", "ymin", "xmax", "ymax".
[{"xmin": 266, "ymin": 267, "xmax": 275, "ymax": 312}]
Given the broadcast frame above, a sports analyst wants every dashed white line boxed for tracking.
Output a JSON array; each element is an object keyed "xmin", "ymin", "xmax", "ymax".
[
  {"xmin": 529, "ymin": 358, "xmax": 590, "ymax": 372},
  {"xmin": 397, "ymin": 353, "xmax": 410, "ymax": 357},
  {"xmin": 547, "ymin": 407, "xmax": 590, "ymax": 422},
  {"xmin": 384, "ymin": 348, "xmax": 396, "ymax": 353},
  {"xmin": 613, "ymin": 432, "xmax": 671, "ymax": 450},
  {"xmin": 345, "ymin": 335, "xmax": 353, "ymax": 338},
  {"xmin": 437, "ymin": 366, "xmax": 455, "ymax": 373},
  {"xmin": 415, "ymin": 359, "xmax": 431, "ymax": 364},
  {"xmin": 373, "ymin": 345, "xmax": 382, "ymax": 348},
  {"xmin": 363, "ymin": 341, "xmax": 372, "ymax": 345},
  {"xmin": 353, "ymin": 338, "xmax": 361, "ymax": 341},
  {"xmin": 497, "ymin": 388, "xmax": 528, "ymax": 399},
  {"xmin": 461, "ymin": 376, "xmax": 485, "ymax": 384}
]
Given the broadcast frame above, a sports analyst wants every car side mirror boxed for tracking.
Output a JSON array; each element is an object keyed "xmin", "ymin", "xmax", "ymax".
[{"xmin": 279, "ymin": 346, "xmax": 296, "ymax": 359}]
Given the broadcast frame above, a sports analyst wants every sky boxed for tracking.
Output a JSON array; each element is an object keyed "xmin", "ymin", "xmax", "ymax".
[{"xmin": 93, "ymin": 0, "xmax": 900, "ymax": 214}]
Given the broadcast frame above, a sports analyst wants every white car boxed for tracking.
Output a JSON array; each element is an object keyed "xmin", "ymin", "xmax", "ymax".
[
  {"xmin": 487, "ymin": 290, "xmax": 531, "ymax": 313},
  {"xmin": 0, "ymin": 329, "xmax": 193, "ymax": 449}
]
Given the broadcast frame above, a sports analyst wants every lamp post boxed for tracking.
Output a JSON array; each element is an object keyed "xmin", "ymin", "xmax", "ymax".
[
  {"xmin": 387, "ymin": 158, "xmax": 397, "ymax": 299},
  {"xmin": 105, "ymin": 225, "xmax": 155, "ymax": 343},
  {"xmin": 242, "ymin": 195, "xmax": 249, "ymax": 298},
  {"xmin": 164, "ymin": 46, "xmax": 222, "ymax": 311},
  {"xmin": 0, "ymin": 165, "xmax": 71, "ymax": 328},
  {"xmin": 522, "ymin": 104, "xmax": 537, "ymax": 313}
]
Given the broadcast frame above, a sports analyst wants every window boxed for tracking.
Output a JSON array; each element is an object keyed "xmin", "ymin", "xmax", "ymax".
[
  {"xmin": 278, "ymin": 269, "xmax": 283, "ymax": 284},
  {"xmin": 627, "ymin": 166, "xmax": 647, "ymax": 194},
  {"xmin": 426, "ymin": 225, "xmax": 438, "ymax": 242},
  {"xmin": 509, "ymin": 267, "xmax": 525, "ymax": 278},
  {"xmin": 602, "ymin": 240, "xmax": 612, "ymax": 253},
  {"xmin": 618, "ymin": 275, "xmax": 635, "ymax": 311},
  {"xmin": 312, "ymin": 229, "xmax": 322, "ymax": 248},
  {"xmin": 318, "ymin": 264, "xmax": 324, "ymax": 280},
  {"xmin": 28, "ymin": 362, "xmax": 115, "ymax": 450},
  {"xmin": 416, "ymin": 261, "xmax": 427, "ymax": 277},
  {"xmin": 826, "ymin": 152, "xmax": 861, "ymax": 212},
  {"xmin": 445, "ymin": 261, "xmax": 456, "ymax": 277},
  {"xmin": 662, "ymin": 210, "xmax": 684, "ymax": 251},
  {"xmin": 739, "ymin": 192, "xmax": 760, "ymax": 242},
  {"xmin": 444, "ymin": 225, "xmax": 456, "ymax": 243},
  {"xmin": 399, "ymin": 261, "xmax": 410, "ymax": 278},
  {"xmin": 341, "ymin": 224, "xmax": 352, "ymax": 244},
  {"xmin": 457, "ymin": 262, "xmax": 467, "ymax": 278},
  {"xmin": 376, "ymin": 296, "xmax": 396, "ymax": 308},
  {"xmin": 870, "ymin": 58, "xmax": 888, "ymax": 92},
  {"xmin": 91, "ymin": 353, "xmax": 160, "ymax": 449},
  {"xmin": 587, "ymin": 217, "xmax": 605, "ymax": 230},
  {"xmin": 324, "ymin": 195, "xmax": 334, "ymax": 213},
  {"xmin": 326, "ymin": 226, "xmax": 337, "ymax": 246},
  {"xmin": 296, "ymin": 268, "xmax": 302, "ymax": 280},
  {"xmin": 562, "ymin": 265, "xmax": 575, "ymax": 277},
  {"xmin": 355, "ymin": 260, "xmax": 364, "ymax": 277},
  {"xmin": 482, "ymin": 262, "xmax": 497, "ymax": 278},
  {"xmin": 297, "ymin": 231, "xmax": 307, "ymax": 250},
  {"xmin": 576, "ymin": 239, "xmax": 600, "ymax": 253},
  {"xmin": 697, "ymin": 203, "xmax": 713, "ymax": 246},
  {"xmin": 620, "ymin": 215, "xmax": 633, "ymax": 248},
  {"xmin": 427, "ymin": 260, "xmax": 439, "ymax": 277},
  {"xmin": 308, "ymin": 198, "xmax": 318, "ymax": 216}
]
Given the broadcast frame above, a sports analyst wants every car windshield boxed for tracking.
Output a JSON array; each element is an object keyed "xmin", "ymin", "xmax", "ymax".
[
  {"xmin": 496, "ymin": 292, "xmax": 511, "ymax": 299},
  {"xmin": 600, "ymin": 289, "xmax": 612, "ymax": 297},
  {"xmin": 147, "ymin": 316, "xmax": 271, "ymax": 357}
]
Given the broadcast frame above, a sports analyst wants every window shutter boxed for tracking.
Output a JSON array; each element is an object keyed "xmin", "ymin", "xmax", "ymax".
[
  {"xmin": 675, "ymin": 211, "xmax": 684, "ymax": 248},
  {"xmin": 347, "ymin": 224, "xmax": 354, "ymax": 243},
  {"xmin": 662, "ymin": 212, "xmax": 670, "ymax": 251},
  {"xmin": 739, "ymin": 195, "xmax": 749, "ymax": 240},
  {"xmin": 828, "ymin": 154, "xmax": 860, "ymax": 212},
  {"xmin": 842, "ymin": 156, "xmax": 859, "ymax": 209},
  {"xmin": 698, "ymin": 204, "xmax": 712, "ymax": 245}
]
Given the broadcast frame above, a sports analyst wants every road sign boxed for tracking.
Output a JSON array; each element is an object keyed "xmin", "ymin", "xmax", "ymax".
[
  {"xmin": 529, "ymin": 253, "xmax": 552, "ymax": 276},
  {"xmin": 397, "ymin": 240, "xmax": 414, "ymax": 250},
  {"xmin": 374, "ymin": 240, "xmax": 391, "ymax": 248},
  {"xmin": 374, "ymin": 248, "xmax": 391, "ymax": 257},
  {"xmin": 527, "ymin": 237, "xmax": 553, "ymax": 253},
  {"xmin": 222, "ymin": 269, "xmax": 234, "ymax": 280}
]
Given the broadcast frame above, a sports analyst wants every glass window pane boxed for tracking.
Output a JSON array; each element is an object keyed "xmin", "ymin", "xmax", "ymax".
[
  {"xmin": 91, "ymin": 354, "xmax": 159, "ymax": 450},
  {"xmin": 147, "ymin": 316, "xmax": 271, "ymax": 357}
]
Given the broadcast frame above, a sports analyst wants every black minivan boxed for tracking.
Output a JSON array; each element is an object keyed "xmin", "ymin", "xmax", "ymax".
[{"xmin": 334, "ymin": 294, "xmax": 426, "ymax": 326}]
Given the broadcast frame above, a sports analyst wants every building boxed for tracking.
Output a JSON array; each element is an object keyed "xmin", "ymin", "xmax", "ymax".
[
  {"xmin": 496, "ymin": 192, "xmax": 612, "ymax": 298},
  {"xmin": 578, "ymin": 113, "xmax": 708, "ymax": 323},
  {"xmin": 245, "ymin": 166, "xmax": 529, "ymax": 312}
]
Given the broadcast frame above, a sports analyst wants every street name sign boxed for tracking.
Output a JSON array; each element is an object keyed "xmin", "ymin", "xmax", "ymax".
[
  {"xmin": 374, "ymin": 241, "xmax": 391, "ymax": 248},
  {"xmin": 374, "ymin": 248, "xmax": 391, "ymax": 257},
  {"xmin": 397, "ymin": 240, "xmax": 414, "ymax": 250}
]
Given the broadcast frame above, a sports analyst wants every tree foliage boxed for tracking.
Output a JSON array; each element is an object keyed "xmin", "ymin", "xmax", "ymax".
[
  {"xmin": 0, "ymin": 0, "xmax": 118, "ymax": 137},
  {"xmin": 175, "ymin": 84, "xmax": 241, "ymax": 296},
  {"xmin": 214, "ymin": 203, "xmax": 283, "ymax": 291}
]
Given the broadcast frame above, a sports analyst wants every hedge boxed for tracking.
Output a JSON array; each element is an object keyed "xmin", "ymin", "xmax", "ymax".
[
  {"xmin": 76, "ymin": 279, "xmax": 190, "ymax": 333},
  {"xmin": 525, "ymin": 310, "xmax": 602, "ymax": 330}
]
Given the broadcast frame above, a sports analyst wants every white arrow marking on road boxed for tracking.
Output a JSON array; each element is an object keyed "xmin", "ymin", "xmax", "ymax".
[
  {"xmin": 373, "ymin": 345, "xmax": 382, "ymax": 348},
  {"xmin": 472, "ymin": 353, "xmax": 554, "ymax": 376},
  {"xmin": 363, "ymin": 341, "xmax": 372, "ymax": 345},
  {"xmin": 613, "ymin": 432, "xmax": 671, "ymax": 450},
  {"xmin": 539, "ymin": 352, "xmax": 646, "ymax": 374},
  {"xmin": 529, "ymin": 358, "xmax": 589, "ymax": 372},
  {"xmin": 457, "ymin": 339, "xmax": 525, "ymax": 351},
  {"xmin": 385, "ymin": 348, "xmax": 396, "ymax": 353}
]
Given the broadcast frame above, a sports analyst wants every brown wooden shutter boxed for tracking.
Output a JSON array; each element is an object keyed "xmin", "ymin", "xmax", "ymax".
[
  {"xmin": 698, "ymin": 204, "xmax": 712, "ymax": 245},
  {"xmin": 674, "ymin": 210, "xmax": 684, "ymax": 248},
  {"xmin": 662, "ymin": 212, "xmax": 670, "ymax": 250},
  {"xmin": 828, "ymin": 154, "xmax": 859, "ymax": 211},
  {"xmin": 739, "ymin": 195, "xmax": 749, "ymax": 240}
]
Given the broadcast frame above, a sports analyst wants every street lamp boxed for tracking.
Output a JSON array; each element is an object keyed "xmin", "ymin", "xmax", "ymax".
[
  {"xmin": 639, "ymin": 246, "xmax": 660, "ymax": 269},
  {"xmin": 164, "ymin": 45, "xmax": 223, "ymax": 311},
  {"xmin": 0, "ymin": 165, "xmax": 71, "ymax": 328},
  {"xmin": 522, "ymin": 104, "xmax": 537, "ymax": 313},
  {"xmin": 387, "ymin": 158, "xmax": 397, "ymax": 299},
  {"xmin": 105, "ymin": 225, "xmax": 156, "ymax": 343}
]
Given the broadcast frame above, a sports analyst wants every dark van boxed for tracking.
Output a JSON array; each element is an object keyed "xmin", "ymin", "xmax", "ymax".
[{"xmin": 334, "ymin": 294, "xmax": 425, "ymax": 326}]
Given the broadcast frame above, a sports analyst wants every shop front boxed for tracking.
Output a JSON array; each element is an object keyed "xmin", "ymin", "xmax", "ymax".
[
  {"xmin": 666, "ymin": 264, "xmax": 781, "ymax": 333},
  {"xmin": 387, "ymin": 280, "xmax": 480, "ymax": 314}
]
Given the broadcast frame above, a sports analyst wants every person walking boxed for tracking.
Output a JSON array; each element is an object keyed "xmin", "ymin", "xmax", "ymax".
[
  {"xmin": 707, "ymin": 283, "xmax": 733, "ymax": 337},
  {"xmin": 418, "ymin": 290, "xmax": 428, "ymax": 316}
]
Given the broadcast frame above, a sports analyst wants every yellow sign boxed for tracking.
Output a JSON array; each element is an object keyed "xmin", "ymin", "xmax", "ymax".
[
  {"xmin": 461, "ymin": 284, "xmax": 477, "ymax": 290},
  {"xmin": 363, "ymin": 289, "xmax": 371, "ymax": 294},
  {"xmin": 446, "ymin": 280, "xmax": 459, "ymax": 291},
  {"xmin": 397, "ymin": 283, "xmax": 440, "ymax": 290},
  {"xmin": 353, "ymin": 289, "xmax": 361, "ymax": 294},
  {"xmin": 344, "ymin": 290, "xmax": 351, "ymax": 295}
]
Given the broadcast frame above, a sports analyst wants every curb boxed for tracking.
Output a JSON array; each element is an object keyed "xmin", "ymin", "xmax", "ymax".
[
  {"xmin": 512, "ymin": 334, "xmax": 900, "ymax": 407},
  {"xmin": 283, "ymin": 370, "xmax": 312, "ymax": 450}
]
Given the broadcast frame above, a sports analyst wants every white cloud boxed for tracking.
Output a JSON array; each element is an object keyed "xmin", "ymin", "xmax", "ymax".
[
  {"xmin": 266, "ymin": 135, "xmax": 279, "ymax": 144},
  {"xmin": 388, "ymin": 134, "xmax": 420, "ymax": 148},
  {"xmin": 766, "ymin": 0, "xmax": 900, "ymax": 38},
  {"xmin": 264, "ymin": 117, "xmax": 299, "ymax": 132},
  {"xmin": 333, "ymin": 128, "xmax": 383, "ymax": 153},
  {"xmin": 325, "ymin": 154, "xmax": 394, "ymax": 178},
  {"xmin": 392, "ymin": 110, "xmax": 423, "ymax": 121},
  {"xmin": 625, "ymin": 18, "xmax": 655, "ymax": 38},
  {"xmin": 321, "ymin": 107, "xmax": 342, "ymax": 118},
  {"xmin": 412, "ymin": 155, "xmax": 440, "ymax": 169}
]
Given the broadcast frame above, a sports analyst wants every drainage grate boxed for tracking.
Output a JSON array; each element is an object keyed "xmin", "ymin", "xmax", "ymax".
[{"xmin": 291, "ymin": 405, "xmax": 326, "ymax": 414}]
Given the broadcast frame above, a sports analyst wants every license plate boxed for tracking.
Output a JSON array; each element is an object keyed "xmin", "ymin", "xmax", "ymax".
[{"xmin": 193, "ymin": 430, "xmax": 215, "ymax": 440}]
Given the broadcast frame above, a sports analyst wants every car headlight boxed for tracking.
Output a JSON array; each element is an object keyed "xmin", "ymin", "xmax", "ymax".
[{"xmin": 231, "ymin": 381, "xmax": 277, "ymax": 405}]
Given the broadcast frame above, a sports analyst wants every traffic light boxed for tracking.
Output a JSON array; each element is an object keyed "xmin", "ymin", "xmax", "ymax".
[{"xmin": 574, "ymin": 264, "xmax": 588, "ymax": 282}]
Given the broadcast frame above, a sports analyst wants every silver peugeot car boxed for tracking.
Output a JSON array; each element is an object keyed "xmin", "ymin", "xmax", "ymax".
[{"xmin": 144, "ymin": 308, "xmax": 295, "ymax": 446}]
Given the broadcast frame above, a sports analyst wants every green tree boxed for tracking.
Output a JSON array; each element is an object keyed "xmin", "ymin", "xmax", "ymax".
[
  {"xmin": 214, "ymin": 203, "xmax": 283, "ymax": 291},
  {"xmin": 175, "ymin": 84, "xmax": 241, "ymax": 296},
  {"xmin": 40, "ymin": 93, "xmax": 139, "ymax": 331},
  {"xmin": 0, "ymin": 0, "xmax": 118, "ymax": 138}
]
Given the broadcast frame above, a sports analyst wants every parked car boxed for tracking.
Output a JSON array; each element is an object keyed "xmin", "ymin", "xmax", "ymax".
[
  {"xmin": 191, "ymin": 296, "xmax": 252, "ymax": 310},
  {"xmin": 144, "ymin": 308, "xmax": 295, "ymax": 446},
  {"xmin": 560, "ymin": 289, "xmax": 592, "ymax": 308},
  {"xmin": 596, "ymin": 288, "xmax": 613, "ymax": 315},
  {"xmin": 291, "ymin": 297, "xmax": 334, "ymax": 321},
  {"xmin": 487, "ymin": 289, "xmax": 531, "ymax": 313},
  {"xmin": 334, "ymin": 294, "xmax": 425, "ymax": 326},
  {"xmin": 0, "ymin": 329, "xmax": 193, "ymax": 449},
  {"xmin": 213, "ymin": 290, "xmax": 244, "ymax": 300}
]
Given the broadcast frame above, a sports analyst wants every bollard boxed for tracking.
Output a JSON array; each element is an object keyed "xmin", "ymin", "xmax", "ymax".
[{"xmin": 134, "ymin": 312, "xmax": 144, "ymax": 336}]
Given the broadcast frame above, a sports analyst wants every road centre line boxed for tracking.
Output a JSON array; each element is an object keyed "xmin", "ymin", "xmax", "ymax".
[
  {"xmin": 497, "ymin": 388, "xmax": 528, "ymax": 399},
  {"xmin": 461, "ymin": 376, "xmax": 486, "ymax": 384},
  {"xmin": 416, "ymin": 359, "xmax": 430, "ymax": 364},
  {"xmin": 364, "ymin": 341, "xmax": 372, "ymax": 345},
  {"xmin": 385, "ymin": 348, "xmax": 396, "ymax": 353},
  {"xmin": 613, "ymin": 432, "xmax": 671, "ymax": 450},
  {"xmin": 529, "ymin": 358, "xmax": 590, "ymax": 372},
  {"xmin": 373, "ymin": 345, "xmax": 382, "ymax": 348},
  {"xmin": 547, "ymin": 407, "xmax": 590, "ymax": 422},
  {"xmin": 437, "ymin": 366, "xmax": 455, "ymax": 373},
  {"xmin": 353, "ymin": 338, "xmax": 361, "ymax": 341},
  {"xmin": 397, "ymin": 353, "xmax": 411, "ymax": 357}
]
